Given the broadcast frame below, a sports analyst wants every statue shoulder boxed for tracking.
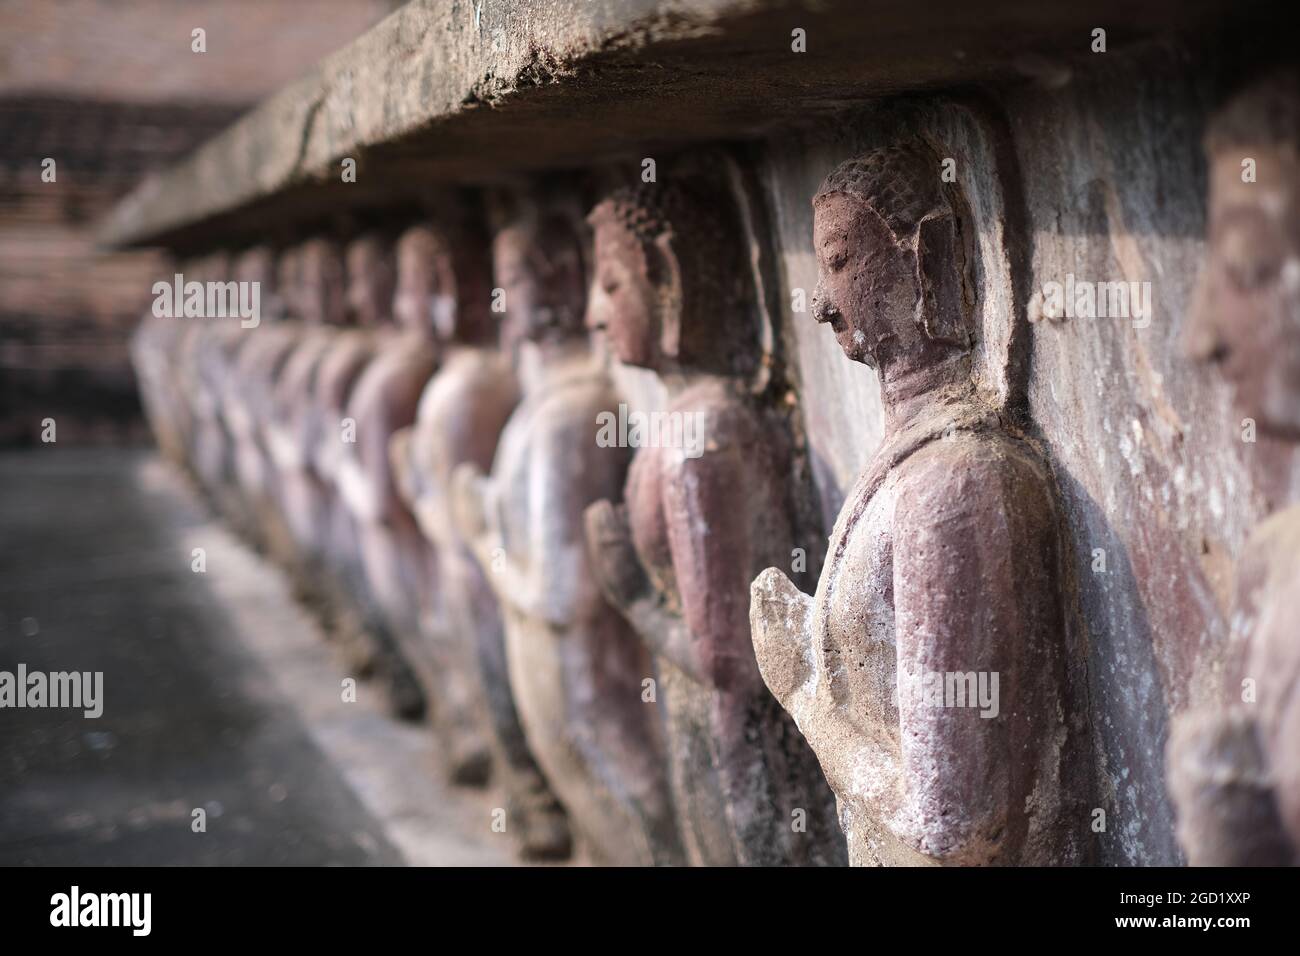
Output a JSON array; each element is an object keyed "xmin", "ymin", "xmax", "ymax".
[
  {"xmin": 1238, "ymin": 505, "xmax": 1300, "ymax": 600},
  {"xmin": 896, "ymin": 428, "xmax": 1057, "ymax": 524}
]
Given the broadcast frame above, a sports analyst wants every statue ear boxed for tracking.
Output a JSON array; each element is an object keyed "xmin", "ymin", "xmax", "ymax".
[
  {"xmin": 915, "ymin": 210, "xmax": 974, "ymax": 347},
  {"xmin": 653, "ymin": 231, "xmax": 684, "ymax": 359}
]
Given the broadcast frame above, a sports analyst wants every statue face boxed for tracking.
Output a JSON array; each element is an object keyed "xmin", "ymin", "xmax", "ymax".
[
  {"xmin": 297, "ymin": 241, "xmax": 346, "ymax": 326},
  {"xmin": 1187, "ymin": 146, "xmax": 1300, "ymax": 440},
  {"xmin": 492, "ymin": 223, "xmax": 585, "ymax": 349},
  {"xmin": 345, "ymin": 238, "xmax": 393, "ymax": 328},
  {"xmin": 586, "ymin": 218, "xmax": 659, "ymax": 368},
  {"xmin": 811, "ymin": 193, "xmax": 921, "ymax": 369},
  {"xmin": 236, "ymin": 247, "xmax": 276, "ymax": 288},
  {"xmin": 393, "ymin": 235, "xmax": 443, "ymax": 334}
]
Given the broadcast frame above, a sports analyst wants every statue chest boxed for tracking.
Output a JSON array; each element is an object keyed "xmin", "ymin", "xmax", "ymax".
[
  {"xmin": 491, "ymin": 400, "xmax": 543, "ymax": 559},
  {"xmin": 626, "ymin": 444, "xmax": 677, "ymax": 600},
  {"xmin": 815, "ymin": 472, "xmax": 901, "ymax": 724}
]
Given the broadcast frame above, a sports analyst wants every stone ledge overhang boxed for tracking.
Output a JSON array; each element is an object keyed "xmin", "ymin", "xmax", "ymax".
[{"xmin": 98, "ymin": 0, "xmax": 1277, "ymax": 252}]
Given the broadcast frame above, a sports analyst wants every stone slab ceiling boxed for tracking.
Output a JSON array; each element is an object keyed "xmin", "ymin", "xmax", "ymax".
[{"xmin": 100, "ymin": 0, "xmax": 1264, "ymax": 251}]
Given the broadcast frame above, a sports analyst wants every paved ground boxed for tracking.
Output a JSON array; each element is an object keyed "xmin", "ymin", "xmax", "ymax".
[{"xmin": 0, "ymin": 448, "xmax": 517, "ymax": 866}]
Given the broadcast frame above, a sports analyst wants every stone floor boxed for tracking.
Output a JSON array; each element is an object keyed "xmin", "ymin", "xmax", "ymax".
[{"xmin": 0, "ymin": 448, "xmax": 518, "ymax": 866}]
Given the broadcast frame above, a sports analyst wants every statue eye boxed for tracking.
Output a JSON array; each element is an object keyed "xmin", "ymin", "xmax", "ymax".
[
  {"xmin": 826, "ymin": 250, "xmax": 849, "ymax": 272},
  {"xmin": 1221, "ymin": 243, "xmax": 1280, "ymax": 293}
]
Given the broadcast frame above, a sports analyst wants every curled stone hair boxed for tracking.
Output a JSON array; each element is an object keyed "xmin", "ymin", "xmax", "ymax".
[
  {"xmin": 1205, "ymin": 67, "xmax": 1300, "ymax": 153},
  {"xmin": 815, "ymin": 141, "xmax": 977, "ymax": 349},
  {"xmin": 588, "ymin": 179, "xmax": 759, "ymax": 376}
]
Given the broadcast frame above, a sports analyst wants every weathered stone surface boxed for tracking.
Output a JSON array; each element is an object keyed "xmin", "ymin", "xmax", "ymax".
[
  {"xmin": 98, "ymin": 0, "xmax": 1268, "ymax": 253},
  {"xmin": 750, "ymin": 39, "xmax": 1296, "ymax": 863},
  {"xmin": 454, "ymin": 208, "xmax": 684, "ymax": 865},
  {"xmin": 751, "ymin": 142, "xmax": 1093, "ymax": 864},
  {"xmin": 110, "ymin": 0, "xmax": 1297, "ymax": 867},
  {"xmin": 582, "ymin": 175, "xmax": 844, "ymax": 864},
  {"xmin": 390, "ymin": 215, "xmax": 573, "ymax": 860}
]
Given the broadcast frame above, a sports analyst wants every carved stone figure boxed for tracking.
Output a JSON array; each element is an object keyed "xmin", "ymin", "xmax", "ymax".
[
  {"xmin": 1168, "ymin": 69, "xmax": 1300, "ymax": 866},
  {"xmin": 453, "ymin": 208, "xmax": 684, "ymax": 865},
  {"xmin": 131, "ymin": 257, "xmax": 195, "ymax": 470},
  {"xmin": 749, "ymin": 143, "xmax": 1092, "ymax": 865},
  {"xmin": 225, "ymin": 245, "xmax": 301, "ymax": 561},
  {"xmin": 188, "ymin": 252, "xmax": 246, "ymax": 514},
  {"xmin": 305, "ymin": 233, "xmax": 392, "ymax": 658},
  {"xmin": 337, "ymin": 223, "xmax": 493, "ymax": 764},
  {"xmin": 266, "ymin": 236, "xmax": 349, "ymax": 577},
  {"xmin": 201, "ymin": 245, "xmax": 280, "ymax": 542},
  {"xmin": 389, "ymin": 219, "xmax": 571, "ymax": 853},
  {"xmin": 581, "ymin": 181, "xmax": 845, "ymax": 865}
]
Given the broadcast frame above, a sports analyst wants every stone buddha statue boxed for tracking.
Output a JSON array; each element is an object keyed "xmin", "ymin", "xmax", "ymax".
[
  {"xmin": 581, "ymin": 180, "xmax": 845, "ymax": 865},
  {"xmin": 452, "ymin": 206, "xmax": 684, "ymax": 865},
  {"xmin": 227, "ymin": 243, "xmax": 302, "ymax": 565},
  {"xmin": 1168, "ymin": 68, "xmax": 1300, "ymax": 866},
  {"xmin": 389, "ymin": 214, "xmax": 571, "ymax": 854},
  {"xmin": 749, "ymin": 142, "xmax": 1093, "ymax": 865},
  {"xmin": 268, "ymin": 236, "xmax": 349, "ymax": 573},
  {"xmin": 334, "ymin": 223, "xmax": 456, "ymax": 727}
]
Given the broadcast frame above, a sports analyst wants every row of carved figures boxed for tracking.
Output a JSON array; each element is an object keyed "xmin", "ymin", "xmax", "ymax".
[{"xmin": 131, "ymin": 69, "xmax": 1298, "ymax": 865}]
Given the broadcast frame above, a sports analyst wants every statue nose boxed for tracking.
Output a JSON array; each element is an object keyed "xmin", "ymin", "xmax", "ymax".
[
  {"xmin": 812, "ymin": 286, "xmax": 839, "ymax": 323},
  {"xmin": 1183, "ymin": 271, "xmax": 1229, "ymax": 364}
]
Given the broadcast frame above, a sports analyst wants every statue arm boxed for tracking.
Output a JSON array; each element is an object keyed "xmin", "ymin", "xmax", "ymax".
[
  {"xmin": 515, "ymin": 415, "xmax": 615, "ymax": 628},
  {"xmin": 336, "ymin": 375, "xmax": 389, "ymax": 523},
  {"xmin": 584, "ymin": 498, "xmax": 713, "ymax": 685},
  {"xmin": 449, "ymin": 457, "xmax": 550, "ymax": 623},
  {"xmin": 665, "ymin": 447, "xmax": 765, "ymax": 691},
  {"xmin": 388, "ymin": 426, "xmax": 420, "ymax": 509},
  {"xmin": 450, "ymin": 461, "xmax": 503, "ymax": 577},
  {"xmin": 891, "ymin": 450, "xmax": 1063, "ymax": 863}
]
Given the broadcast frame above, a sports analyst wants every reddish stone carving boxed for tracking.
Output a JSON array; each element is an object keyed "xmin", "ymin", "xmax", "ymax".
[
  {"xmin": 226, "ymin": 245, "xmax": 305, "ymax": 564},
  {"xmin": 581, "ymin": 180, "xmax": 845, "ymax": 865},
  {"xmin": 267, "ymin": 237, "xmax": 349, "ymax": 569},
  {"xmin": 332, "ymin": 225, "xmax": 454, "ymax": 729},
  {"xmin": 390, "ymin": 216, "xmax": 571, "ymax": 856},
  {"xmin": 1169, "ymin": 69, "xmax": 1300, "ymax": 866},
  {"xmin": 452, "ymin": 208, "xmax": 684, "ymax": 865},
  {"xmin": 749, "ymin": 143, "xmax": 1092, "ymax": 865}
]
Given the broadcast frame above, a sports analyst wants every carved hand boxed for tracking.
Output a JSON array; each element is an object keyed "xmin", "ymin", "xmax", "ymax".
[
  {"xmin": 388, "ymin": 426, "xmax": 419, "ymax": 509},
  {"xmin": 750, "ymin": 566, "xmax": 886, "ymax": 810},
  {"xmin": 749, "ymin": 567, "xmax": 815, "ymax": 719},
  {"xmin": 449, "ymin": 461, "xmax": 490, "ymax": 545},
  {"xmin": 584, "ymin": 499, "xmax": 652, "ymax": 610}
]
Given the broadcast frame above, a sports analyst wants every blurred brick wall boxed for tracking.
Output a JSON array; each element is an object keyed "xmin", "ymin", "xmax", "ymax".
[{"xmin": 0, "ymin": 0, "xmax": 399, "ymax": 445}]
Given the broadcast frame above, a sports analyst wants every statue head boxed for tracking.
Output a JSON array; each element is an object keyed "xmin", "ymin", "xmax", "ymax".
[
  {"xmin": 344, "ymin": 232, "xmax": 396, "ymax": 328},
  {"xmin": 234, "ymin": 245, "xmax": 285, "ymax": 322},
  {"xmin": 1186, "ymin": 69, "xmax": 1300, "ymax": 441},
  {"xmin": 295, "ymin": 237, "xmax": 347, "ymax": 326},
  {"xmin": 491, "ymin": 210, "xmax": 587, "ymax": 352},
  {"xmin": 393, "ymin": 221, "xmax": 493, "ymax": 344},
  {"xmin": 585, "ymin": 181, "xmax": 758, "ymax": 376},
  {"xmin": 275, "ymin": 245, "xmax": 301, "ymax": 319},
  {"xmin": 811, "ymin": 142, "xmax": 976, "ymax": 373}
]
